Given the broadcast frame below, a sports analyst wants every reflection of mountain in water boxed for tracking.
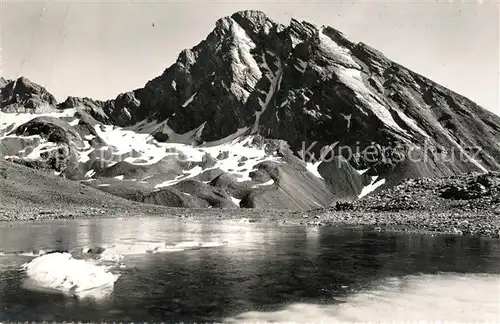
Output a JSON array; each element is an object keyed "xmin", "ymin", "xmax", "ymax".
[{"xmin": 227, "ymin": 273, "xmax": 500, "ymax": 323}]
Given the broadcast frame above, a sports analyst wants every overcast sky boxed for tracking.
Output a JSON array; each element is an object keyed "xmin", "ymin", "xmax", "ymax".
[{"xmin": 1, "ymin": 0, "xmax": 498, "ymax": 115}]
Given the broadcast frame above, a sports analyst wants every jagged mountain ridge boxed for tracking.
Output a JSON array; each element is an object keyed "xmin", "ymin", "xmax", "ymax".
[
  {"xmin": 0, "ymin": 77, "xmax": 57, "ymax": 113},
  {"xmin": 1, "ymin": 10, "xmax": 499, "ymax": 211},
  {"xmin": 56, "ymin": 10, "xmax": 500, "ymax": 169}
]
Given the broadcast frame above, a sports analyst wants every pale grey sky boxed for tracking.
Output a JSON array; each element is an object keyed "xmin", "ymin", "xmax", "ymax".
[{"xmin": 1, "ymin": 0, "xmax": 498, "ymax": 115}]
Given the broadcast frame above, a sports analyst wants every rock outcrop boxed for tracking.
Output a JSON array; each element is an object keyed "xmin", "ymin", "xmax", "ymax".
[{"xmin": 0, "ymin": 77, "xmax": 57, "ymax": 112}]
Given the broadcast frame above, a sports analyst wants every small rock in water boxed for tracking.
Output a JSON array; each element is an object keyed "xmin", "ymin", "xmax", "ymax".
[{"xmin": 87, "ymin": 247, "xmax": 105, "ymax": 255}]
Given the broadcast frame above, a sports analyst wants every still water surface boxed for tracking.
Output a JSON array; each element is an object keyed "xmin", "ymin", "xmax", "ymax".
[{"xmin": 0, "ymin": 217, "xmax": 499, "ymax": 322}]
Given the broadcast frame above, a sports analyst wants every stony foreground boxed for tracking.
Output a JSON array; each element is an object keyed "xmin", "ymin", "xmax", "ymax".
[
  {"xmin": 311, "ymin": 172, "xmax": 500, "ymax": 238},
  {"xmin": 1, "ymin": 156, "xmax": 499, "ymax": 238},
  {"xmin": 2, "ymin": 205, "xmax": 499, "ymax": 239},
  {"xmin": 306, "ymin": 211, "xmax": 500, "ymax": 238}
]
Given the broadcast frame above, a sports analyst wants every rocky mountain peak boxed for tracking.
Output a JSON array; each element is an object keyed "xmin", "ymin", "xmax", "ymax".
[
  {"xmin": 289, "ymin": 18, "xmax": 319, "ymax": 40},
  {"xmin": 0, "ymin": 77, "xmax": 8, "ymax": 88},
  {"xmin": 214, "ymin": 11, "xmax": 274, "ymax": 39},
  {"xmin": 230, "ymin": 10, "xmax": 279, "ymax": 37},
  {"xmin": 73, "ymin": 11, "xmax": 497, "ymax": 173},
  {"xmin": 232, "ymin": 9, "xmax": 270, "ymax": 22},
  {"xmin": 0, "ymin": 77, "xmax": 57, "ymax": 113}
]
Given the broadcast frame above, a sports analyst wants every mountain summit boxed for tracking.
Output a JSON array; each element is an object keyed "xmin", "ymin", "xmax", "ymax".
[{"xmin": 1, "ymin": 10, "xmax": 499, "ymax": 210}]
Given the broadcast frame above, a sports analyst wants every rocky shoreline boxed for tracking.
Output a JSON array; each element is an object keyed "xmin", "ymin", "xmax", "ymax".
[
  {"xmin": 2, "ymin": 158, "xmax": 499, "ymax": 239},
  {"xmin": 1, "ymin": 204, "xmax": 499, "ymax": 239},
  {"xmin": 309, "ymin": 172, "xmax": 500, "ymax": 239},
  {"xmin": 304, "ymin": 210, "xmax": 500, "ymax": 239}
]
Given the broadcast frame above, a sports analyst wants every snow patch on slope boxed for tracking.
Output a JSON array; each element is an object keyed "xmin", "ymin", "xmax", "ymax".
[
  {"xmin": 313, "ymin": 28, "xmax": 422, "ymax": 138},
  {"xmin": 306, "ymin": 161, "xmax": 324, "ymax": 180},
  {"xmin": 394, "ymin": 109, "xmax": 430, "ymax": 139},
  {"xmin": 334, "ymin": 66, "xmax": 407, "ymax": 135},
  {"xmin": 182, "ymin": 93, "xmax": 197, "ymax": 108},
  {"xmin": 252, "ymin": 52, "xmax": 283, "ymax": 133},
  {"xmin": 24, "ymin": 139, "xmax": 58, "ymax": 159},
  {"xmin": 448, "ymin": 137, "xmax": 488, "ymax": 173},
  {"xmin": 317, "ymin": 27, "xmax": 360, "ymax": 68},
  {"xmin": 341, "ymin": 113, "xmax": 352, "ymax": 129},
  {"xmin": 251, "ymin": 179, "xmax": 275, "ymax": 188},
  {"xmin": 155, "ymin": 135, "xmax": 283, "ymax": 187},
  {"xmin": 68, "ymin": 119, "xmax": 80, "ymax": 127},
  {"xmin": 0, "ymin": 109, "xmax": 77, "ymax": 139},
  {"xmin": 359, "ymin": 176, "xmax": 385, "ymax": 198},
  {"xmin": 356, "ymin": 168, "xmax": 369, "ymax": 175},
  {"xmin": 231, "ymin": 197, "xmax": 242, "ymax": 206},
  {"xmin": 155, "ymin": 166, "xmax": 203, "ymax": 188},
  {"xmin": 202, "ymin": 136, "xmax": 283, "ymax": 182},
  {"xmin": 294, "ymin": 58, "xmax": 307, "ymax": 73}
]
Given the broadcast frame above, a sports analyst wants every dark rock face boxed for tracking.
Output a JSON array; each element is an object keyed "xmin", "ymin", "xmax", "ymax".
[
  {"xmin": 171, "ymin": 179, "xmax": 239, "ymax": 209},
  {"xmin": 217, "ymin": 151, "xmax": 230, "ymax": 160},
  {"xmin": 7, "ymin": 117, "xmax": 83, "ymax": 173},
  {"xmin": 58, "ymin": 97, "xmax": 110, "ymax": 124},
  {"xmin": 143, "ymin": 188, "xmax": 210, "ymax": 208},
  {"xmin": 440, "ymin": 173, "xmax": 498, "ymax": 200},
  {"xmin": 209, "ymin": 172, "xmax": 253, "ymax": 200},
  {"xmin": 101, "ymin": 92, "xmax": 142, "ymax": 127},
  {"xmin": 320, "ymin": 157, "xmax": 370, "ymax": 200},
  {"xmin": 62, "ymin": 10, "xmax": 498, "ymax": 176},
  {"xmin": 201, "ymin": 153, "xmax": 217, "ymax": 170},
  {"xmin": 0, "ymin": 77, "xmax": 57, "ymax": 112},
  {"xmin": 95, "ymin": 155, "xmax": 189, "ymax": 181},
  {"xmin": 0, "ymin": 137, "xmax": 41, "ymax": 158},
  {"xmin": 333, "ymin": 172, "xmax": 500, "ymax": 213},
  {"xmin": 193, "ymin": 168, "xmax": 225, "ymax": 182},
  {"xmin": 241, "ymin": 160, "xmax": 335, "ymax": 210},
  {"xmin": 13, "ymin": 117, "xmax": 82, "ymax": 145},
  {"xmin": 440, "ymin": 184, "xmax": 483, "ymax": 200}
]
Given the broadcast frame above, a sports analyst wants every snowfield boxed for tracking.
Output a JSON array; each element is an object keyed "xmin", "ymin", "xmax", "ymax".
[
  {"xmin": 359, "ymin": 176, "xmax": 386, "ymax": 199},
  {"xmin": 1, "ymin": 109, "xmax": 286, "ymax": 189}
]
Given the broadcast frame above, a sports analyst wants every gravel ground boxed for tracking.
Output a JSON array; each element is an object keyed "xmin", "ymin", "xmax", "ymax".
[
  {"xmin": 309, "ymin": 172, "xmax": 500, "ymax": 239},
  {"xmin": 1, "ymin": 204, "xmax": 499, "ymax": 239},
  {"xmin": 304, "ymin": 210, "xmax": 500, "ymax": 238},
  {"xmin": 1, "ymin": 159, "xmax": 499, "ymax": 238}
]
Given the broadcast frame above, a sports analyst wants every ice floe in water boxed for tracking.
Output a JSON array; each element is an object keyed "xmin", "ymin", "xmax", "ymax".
[
  {"xmin": 84, "ymin": 240, "xmax": 228, "ymax": 261},
  {"xmin": 15, "ymin": 240, "xmax": 227, "ymax": 298},
  {"xmin": 358, "ymin": 176, "xmax": 385, "ymax": 198},
  {"xmin": 225, "ymin": 273, "xmax": 500, "ymax": 323},
  {"xmin": 20, "ymin": 252, "xmax": 119, "ymax": 299}
]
